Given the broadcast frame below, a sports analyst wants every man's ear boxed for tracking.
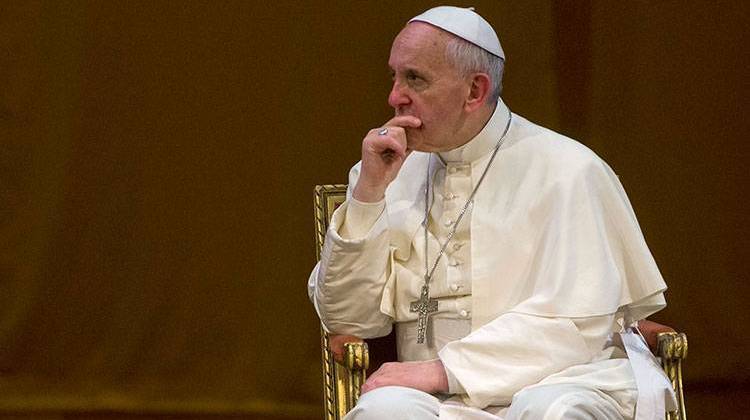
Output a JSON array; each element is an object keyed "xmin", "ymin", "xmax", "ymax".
[{"xmin": 465, "ymin": 73, "xmax": 491, "ymax": 112}]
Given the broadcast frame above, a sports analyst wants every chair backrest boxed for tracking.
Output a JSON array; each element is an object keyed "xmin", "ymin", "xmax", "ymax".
[
  {"xmin": 314, "ymin": 184, "xmax": 357, "ymax": 420},
  {"xmin": 313, "ymin": 184, "xmax": 348, "ymax": 259}
]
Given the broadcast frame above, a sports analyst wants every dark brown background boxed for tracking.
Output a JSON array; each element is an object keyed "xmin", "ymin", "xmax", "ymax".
[{"xmin": 1, "ymin": 1, "xmax": 747, "ymax": 419}]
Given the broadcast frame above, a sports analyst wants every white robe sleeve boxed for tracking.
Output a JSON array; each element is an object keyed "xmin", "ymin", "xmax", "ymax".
[
  {"xmin": 339, "ymin": 197, "xmax": 386, "ymax": 239},
  {"xmin": 307, "ymin": 165, "xmax": 394, "ymax": 338},
  {"xmin": 438, "ymin": 312, "xmax": 614, "ymax": 408}
]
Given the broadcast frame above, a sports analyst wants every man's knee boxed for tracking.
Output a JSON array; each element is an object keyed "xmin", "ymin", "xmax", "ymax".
[
  {"xmin": 506, "ymin": 385, "xmax": 625, "ymax": 420},
  {"xmin": 344, "ymin": 386, "xmax": 439, "ymax": 420}
]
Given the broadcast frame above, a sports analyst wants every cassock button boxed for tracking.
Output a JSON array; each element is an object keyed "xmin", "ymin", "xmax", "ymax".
[
  {"xmin": 449, "ymin": 259, "xmax": 461, "ymax": 267},
  {"xmin": 459, "ymin": 309, "xmax": 469, "ymax": 317},
  {"xmin": 452, "ymin": 242, "xmax": 463, "ymax": 251},
  {"xmin": 450, "ymin": 284, "xmax": 459, "ymax": 292},
  {"xmin": 444, "ymin": 192, "xmax": 455, "ymax": 200},
  {"xmin": 444, "ymin": 219, "xmax": 454, "ymax": 227}
]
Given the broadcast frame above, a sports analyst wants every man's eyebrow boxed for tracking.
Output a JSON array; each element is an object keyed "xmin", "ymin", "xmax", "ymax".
[
  {"xmin": 398, "ymin": 66, "xmax": 423, "ymax": 75},
  {"xmin": 388, "ymin": 66, "xmax": 428, "ymax": 80}
]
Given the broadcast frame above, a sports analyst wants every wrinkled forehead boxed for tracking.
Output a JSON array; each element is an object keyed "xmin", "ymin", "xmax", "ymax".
[{"xmin": 388, "ymin": 22, "xmax": 453, "ymax": 68}]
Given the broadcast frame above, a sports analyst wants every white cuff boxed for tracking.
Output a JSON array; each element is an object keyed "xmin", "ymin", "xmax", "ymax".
[{"xmin": 340, "ymin": 197, "xmax": 385, "ymax": 239}]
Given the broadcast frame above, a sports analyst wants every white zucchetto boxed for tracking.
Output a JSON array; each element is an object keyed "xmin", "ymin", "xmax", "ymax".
[{"xmin": 408, "ymin": 6, "xmax": 504, "ymax": 59}]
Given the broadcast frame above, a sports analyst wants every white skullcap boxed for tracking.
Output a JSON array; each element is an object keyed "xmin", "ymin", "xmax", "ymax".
[{"xmin": 408, "ymin": 6, "xmax": 504, "ymax": 60}]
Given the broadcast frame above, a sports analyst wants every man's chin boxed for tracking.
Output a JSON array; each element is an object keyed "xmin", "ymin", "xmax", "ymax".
[
  {"xmin": 408, "ymin": 132, "xmax": 462, "ymax": 153},
  {"xmin": 405, "ymin": 130, "xmax": 435, "ymax": 153},
  {"xmin": 407, "ymin": 136, "xmax": 442, "ymax": 153}
]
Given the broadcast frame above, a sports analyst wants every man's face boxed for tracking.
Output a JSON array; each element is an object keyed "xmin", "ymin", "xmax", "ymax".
[{"xmin": 388, "ymin": 23, "xmax": 470, "ymax": 152}]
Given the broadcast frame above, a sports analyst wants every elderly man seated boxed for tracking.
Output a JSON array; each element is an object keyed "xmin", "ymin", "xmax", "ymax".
[{"xmin": 309, "ymin": 6, "xmax": 676, "ymax": 419}]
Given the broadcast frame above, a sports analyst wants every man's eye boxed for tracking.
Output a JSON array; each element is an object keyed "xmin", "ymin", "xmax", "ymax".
[{"xmin": 407, "ymin": 73, "xmax": 428, "ymax": 88}]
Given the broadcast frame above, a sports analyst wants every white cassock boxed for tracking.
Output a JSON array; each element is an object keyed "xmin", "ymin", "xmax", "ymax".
[{"xmin": 309, "ymin": 100, "xmax": 677, "ymax": 419}]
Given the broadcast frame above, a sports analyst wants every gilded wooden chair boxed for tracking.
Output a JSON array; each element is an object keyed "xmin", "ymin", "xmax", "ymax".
[{"xmin": 313, "ymin": 184, "xmax": 688, "ymax": 420}]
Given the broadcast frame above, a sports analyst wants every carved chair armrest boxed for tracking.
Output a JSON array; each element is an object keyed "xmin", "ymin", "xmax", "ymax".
[
  {"xmin": 325, "ymin": 333, "xmax": 369, "ymax": 418},
  {"xmin": 657, "ymin": 332, "xmax": 688, "ymax": 361},
  {"xmin": 329, "ymin": 334, "xmax": 368, "ymax": 367}
]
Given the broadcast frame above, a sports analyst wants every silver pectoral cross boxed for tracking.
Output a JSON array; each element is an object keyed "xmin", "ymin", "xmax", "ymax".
[{"xmin": 410, "ymin": 283, "xmax": 438, "ymax": 344}]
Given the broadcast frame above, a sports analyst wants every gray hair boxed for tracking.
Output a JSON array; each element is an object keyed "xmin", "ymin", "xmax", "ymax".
[{"xmin": 444, "ymin": 36, "xmax": 504, "ymax": 104}]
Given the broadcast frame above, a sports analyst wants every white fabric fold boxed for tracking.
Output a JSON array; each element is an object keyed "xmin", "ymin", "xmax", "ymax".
[
  {"xmin": 438, "ymin": 313, "xmax": 610, "ymax": 408},
  {"xmin": 310, "ymin": 198, "xmax": 393, "ymax": 337}
]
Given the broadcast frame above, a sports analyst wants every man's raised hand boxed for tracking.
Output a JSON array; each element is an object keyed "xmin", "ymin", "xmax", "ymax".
[{"xmin": 353, "ymin": 116, "xmax": 422, "ymax": 203}]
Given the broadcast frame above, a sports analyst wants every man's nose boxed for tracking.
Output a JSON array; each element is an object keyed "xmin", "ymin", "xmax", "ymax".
[{"xmin": 388, "ymin": 81, "xmax": 410, "ymax": 109}]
